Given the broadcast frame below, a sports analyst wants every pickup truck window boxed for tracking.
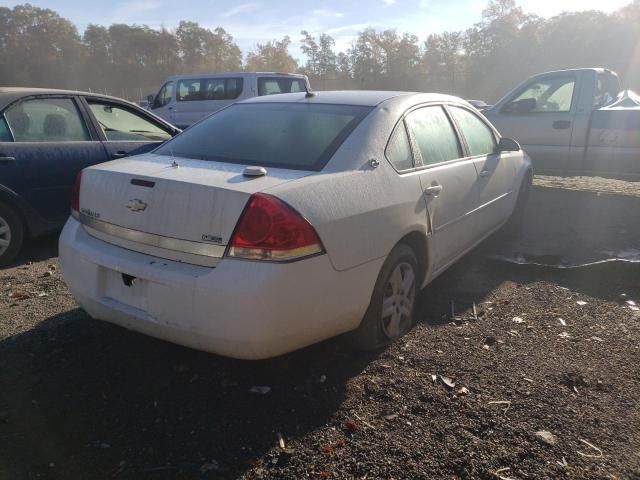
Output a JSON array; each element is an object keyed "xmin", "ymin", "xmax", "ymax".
[
  {"xmin": 503, "ymin": 76, "xmax": 576, "ymax": 113},
  {"xmin": 449, "ymin": 107, "xmax": 496, "ymax": 157},
  {"xmin": 594, "ymin": 74, "xmax": 619, "ymax": 108}
]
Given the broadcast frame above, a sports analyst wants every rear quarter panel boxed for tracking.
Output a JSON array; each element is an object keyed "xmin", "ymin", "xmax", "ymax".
[{"xmin": 267, "ymin": 103, "xmax": 428, "ymax": 272}]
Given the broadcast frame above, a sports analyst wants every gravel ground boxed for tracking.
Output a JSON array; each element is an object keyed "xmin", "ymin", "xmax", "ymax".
[
  {"xmin": 534, "ymin": 175, "xmax": 640, "ymax": 198},
  {"xmin": 1, "ymin": 182, "xmax": 640, "ymax": 480}
]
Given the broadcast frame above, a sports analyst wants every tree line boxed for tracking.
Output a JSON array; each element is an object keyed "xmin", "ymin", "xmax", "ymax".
[{"xmin": 1, "ymin": 1, "xmax": 639, "ymax": 103}]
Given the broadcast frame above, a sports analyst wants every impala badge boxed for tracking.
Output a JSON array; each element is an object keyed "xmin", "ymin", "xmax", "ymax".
[{"xmin": 126, "ymin": 198, "xmax": 147, "ymax": 212}]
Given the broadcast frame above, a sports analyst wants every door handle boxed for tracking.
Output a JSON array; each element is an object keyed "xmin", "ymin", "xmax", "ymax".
[
  {"xmin": 479, "ymin": 170, "xmax": 491, "ymax": 178},
  {"xmin": 168, "ymin": 106, "xmax": 174, "ymax": 111},
  {"xmin": 424, "ymin": 185, "xmax": 443, "ymax": 196},
  {"xmin": 0, "ymin": 155, "xmax": 15, "ymax": 164},
  {"xmin": 552, "ymin": 120, "xmax": 571, "ymax": 130},
  {"xmin": 111, "ymin": 151, "xmax": 127, "ymax": 159}
]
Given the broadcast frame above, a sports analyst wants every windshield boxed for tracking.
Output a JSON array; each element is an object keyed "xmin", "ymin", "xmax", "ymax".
[{"xmin": 155, "ymin": 103, "xmax": 372, "ymax": 171}]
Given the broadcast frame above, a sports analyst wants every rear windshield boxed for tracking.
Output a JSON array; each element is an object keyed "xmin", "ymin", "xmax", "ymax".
[{"xmin": 155, "ymin": 103, "xmax": 372, "ymax": 171}]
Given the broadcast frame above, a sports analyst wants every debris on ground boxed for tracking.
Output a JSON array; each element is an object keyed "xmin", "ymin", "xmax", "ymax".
[{"xmin": 535, "ymin": 431, "xmax": 557, "ymax": 446}]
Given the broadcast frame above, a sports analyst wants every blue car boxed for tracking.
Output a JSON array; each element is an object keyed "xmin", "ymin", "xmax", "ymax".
[{"xmin": 0, "ymin": 88, "xmax": 180, "ymax": 266}]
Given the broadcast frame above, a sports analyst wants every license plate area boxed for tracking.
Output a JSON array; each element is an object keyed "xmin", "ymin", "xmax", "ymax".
[{"xmin": 100, "ymin": 267, "xmax": 149, "ymax": 312}]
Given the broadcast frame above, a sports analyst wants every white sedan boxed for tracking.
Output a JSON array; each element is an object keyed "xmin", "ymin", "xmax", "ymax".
[{"xmin": 60, "ymin": 91, "xmax": 532, "ymax": 359}]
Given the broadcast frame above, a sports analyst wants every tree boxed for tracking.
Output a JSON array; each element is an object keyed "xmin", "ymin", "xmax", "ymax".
[{"xmin": 245, "ymin": 36, "xmax": 298, "ymax": 72}]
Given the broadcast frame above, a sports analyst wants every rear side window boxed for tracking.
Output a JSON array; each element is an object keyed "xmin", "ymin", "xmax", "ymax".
[
  {"xmin": 0, "ymin": 117, "xmax": 11, "ymax": 141},
  {"xmin": 5, "ymin": 97, "xmax": 90, "ymax": 142},
  {"xmin": 405, "ymin": 106, "xmax": 461, "ymax": 166},
  {"xmin": 449, "ymin": 107, "xmax": 496, "ymax": 157},
  {"xmin": 88, "ymin": 101, "xmax": 172, "ymax": 141},
  {"xmin": 177, "ymin": 78, "xmax": 244, "ymax": 101},
  {"xmin": 386, "ymin": 123, "xmax": 414, "ymax": 171},
  {"xmin": 155, "ymin": 103, "xmax": 372, "ymax": 171},
  {"xmin": 258, "ymin": 77, "xmax": 306, "ymax": 96}
]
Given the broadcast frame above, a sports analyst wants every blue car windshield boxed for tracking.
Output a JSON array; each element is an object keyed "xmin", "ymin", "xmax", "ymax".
[{"xmin": 155, "ymin": 103, "xmax": 373, "ymax": 171}]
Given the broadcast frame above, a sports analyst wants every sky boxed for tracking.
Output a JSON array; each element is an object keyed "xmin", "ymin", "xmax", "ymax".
[{"xmin": 0, "ymin": 0, "xmax": 633, "ymax": 58}]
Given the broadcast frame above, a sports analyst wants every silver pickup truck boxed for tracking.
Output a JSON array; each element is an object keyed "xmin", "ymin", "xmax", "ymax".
[{"xmin": 484, "ymin": 68, "xmax": 640, "ymax": 179}]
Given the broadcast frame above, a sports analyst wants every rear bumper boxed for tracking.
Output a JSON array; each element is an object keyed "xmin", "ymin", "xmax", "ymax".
[{"xmin": 59, "ymin": 218, "xmax": 382, "ymax": 359}]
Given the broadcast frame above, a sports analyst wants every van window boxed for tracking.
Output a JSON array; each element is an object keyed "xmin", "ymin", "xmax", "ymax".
[
  {"xmin": 154, "ymin": 81, "xmax": 173, "ymax": 108},
  {"xmin": 155, "ymin": 103, "xmax": 372, "ymax": 171},
  {"xmin": 258, "ymin": 77, "xmax": 306, "ymax": 96},
  {"xmin": 177, "ymin": 78, "xmax": 244, "ymax": 102}
]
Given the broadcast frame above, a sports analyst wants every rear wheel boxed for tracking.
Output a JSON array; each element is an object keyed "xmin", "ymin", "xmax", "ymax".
[
  {"xmin": 350, "ymin": 244, "xmax": 418, "ymax": 350},
  {"xmin": 0, "ymin": 203, "xmax": 24, "ymax": 267}
]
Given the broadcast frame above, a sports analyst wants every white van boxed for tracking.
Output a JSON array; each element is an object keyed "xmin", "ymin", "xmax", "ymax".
[{"xmin": 147, "ymin": 72, "xmax": 310, "ymax": 128}]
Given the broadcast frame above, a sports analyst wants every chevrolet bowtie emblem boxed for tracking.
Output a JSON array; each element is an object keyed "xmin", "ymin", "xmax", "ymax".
[{"xmin": 126, "ymin": 198, "xmax": 147, "ymax": 212}]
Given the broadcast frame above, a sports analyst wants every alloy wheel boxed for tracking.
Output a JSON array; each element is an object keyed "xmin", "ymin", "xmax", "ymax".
[
  {"xmin": 0, "ymin": 215, "xmax": 11, "ymax": 257},
  {"xmin": 381, "ymin": 262, "xmax": 415, "ymax": 338}
]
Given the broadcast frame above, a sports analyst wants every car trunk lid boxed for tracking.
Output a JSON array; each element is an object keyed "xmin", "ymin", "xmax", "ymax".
[{"xmin": 78, "ymin": 154, "xmax": 311, "ymax": 264}]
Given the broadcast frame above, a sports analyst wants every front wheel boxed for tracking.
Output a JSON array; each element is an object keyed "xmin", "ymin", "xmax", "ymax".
[
  {"xmin": 0, "ymin": 203, "xmax": 24, "ymax": 267},
  {"xmin": 349, "ymin": 244, "xmax": 419, "ymax": 351}
]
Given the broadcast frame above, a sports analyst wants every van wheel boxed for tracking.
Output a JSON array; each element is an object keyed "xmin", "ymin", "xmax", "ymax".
[
  {"xmin": 350, "ymin": 244, "xmax": 418, "ymax": 351},
  {"xmin": 0, "ymin": 203, "xmax": 24, "ymax": 267}
]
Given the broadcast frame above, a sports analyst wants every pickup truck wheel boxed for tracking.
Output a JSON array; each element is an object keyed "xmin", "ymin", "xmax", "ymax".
[
  {"xmin": 0, "ymin": 203, "xmax": 24, "ymax": 267},
  {"xmin": 349, "ymin": 244, "xmax": 418, "ymax": 351}
]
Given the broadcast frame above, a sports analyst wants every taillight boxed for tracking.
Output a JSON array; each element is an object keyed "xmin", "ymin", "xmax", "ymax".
[
  {"xmin": 70, "ymin": 170, "xmax": 82, "ymax": 218},
  {"xmin": 228, "ymin": 193, "xmax": 324, "ymax": 261}
]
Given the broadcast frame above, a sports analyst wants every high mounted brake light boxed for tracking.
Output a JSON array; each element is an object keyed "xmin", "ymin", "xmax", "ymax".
[{"xmin": 228, "ymin": 193, "xmax": 324, "ymax": 261}]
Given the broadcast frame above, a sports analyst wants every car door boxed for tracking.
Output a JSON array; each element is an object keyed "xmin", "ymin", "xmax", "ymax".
[
  {"xmin": 0, "ymin": 95, "xmax": 108, "ymax": 222},
  {"xmin": 404, "ymin": 105, "xmax": 481, "ymax": 273},
  {"xmin": 448, "ymin": 105, "xmax": 517, "ymax": 234},
  {"xmin": 82, "ymin": 98, "xmax": 174, "ymax": 160},
  {"xmin": 486, "ymin": 74, "xmax": 577, "ymax": 174}
]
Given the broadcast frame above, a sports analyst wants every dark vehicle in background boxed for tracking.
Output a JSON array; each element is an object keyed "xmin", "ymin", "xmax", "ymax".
[
  {"xmin": 0, "ymin": 88, "xmax": 180, "ymax": 266},
  {"xmin": 484, "ymin": 68, "xmax": 640, "ymax": 179}
]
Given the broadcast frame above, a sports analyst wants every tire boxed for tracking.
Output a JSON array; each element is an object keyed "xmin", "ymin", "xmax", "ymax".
[
  {"xmin": 0, "ymin": 203, "xmax": 24, "ymax": 268},
  {"xmin": 349, "ymin": 243, "xmax": 419, "ymax": 351}
]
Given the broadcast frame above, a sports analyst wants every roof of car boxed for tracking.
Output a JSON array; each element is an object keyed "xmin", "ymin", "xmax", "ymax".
[
  {"xmin": 167, "ymin": 72, "xmax": 307, "ymax": 81},
  {"xmin": 241, "ymin": 90, "xmax": 461, "ymax": 107},
  {"xmin": 0, "ymin": 87, "xmax": 133, "ymax": 111}
]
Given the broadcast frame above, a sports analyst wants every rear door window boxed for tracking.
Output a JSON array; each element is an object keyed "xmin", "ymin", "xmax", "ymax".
[
  {"xmin": 405, "ymin": 106, "xmax": 461, "ymax": 167},
  {"xmin": 178, "ymin": 78, "xmax": 244, "ymax": 101},
  {"xmin": 88, "ymin": 101, "xmax": 172, "ymax": 141},
  {"xmin": 449, "ymin": 107, "xmax": 496, "ymax": 157},
  {"xmin": 258, "ymin": 77, "xmax": 306, "ymax": 96},
  {"xmin": 5, "ymin": 97, "xmax": 90, "ymax": 142},
  {"xmin": 155, "ymin": 103, "xmax": 372, "ymax": 171}
]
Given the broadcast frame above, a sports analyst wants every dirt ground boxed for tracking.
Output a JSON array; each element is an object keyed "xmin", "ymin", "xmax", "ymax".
[{"xmin": 1, "ymin": 179, "xmax": 640, "ymax": 480}]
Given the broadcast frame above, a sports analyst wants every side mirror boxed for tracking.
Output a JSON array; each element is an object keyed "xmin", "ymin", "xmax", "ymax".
[
  {"xmin": 146, "ymin": 94, "xmax": 155, "ymax": 104},
  {"xmin": 495, "ymin": 137, "xmax": 521, "ymax": 153},
  {"xmin": 502, "ymin": 97, "xmax": 536, "ymax": 114}
]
